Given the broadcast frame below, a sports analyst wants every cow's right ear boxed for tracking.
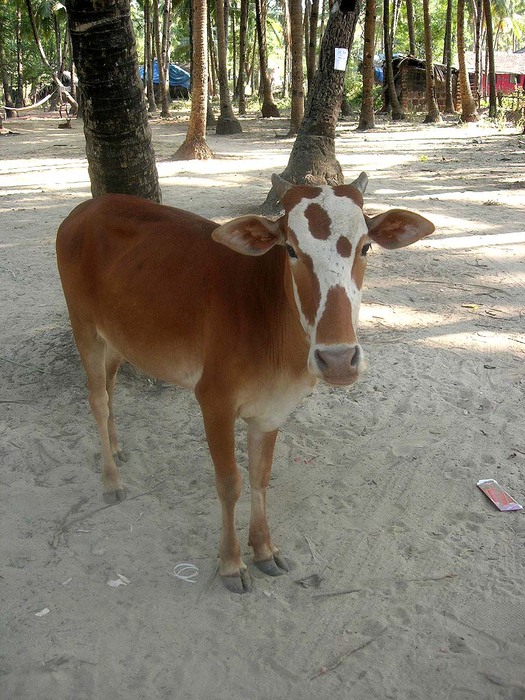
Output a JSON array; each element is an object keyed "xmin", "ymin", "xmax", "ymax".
[{"xmin": 212, "ymin": 216, "xmax": 285, "ymax": 256}]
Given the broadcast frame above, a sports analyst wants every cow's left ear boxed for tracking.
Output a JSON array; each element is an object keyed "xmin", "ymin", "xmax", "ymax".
[
  {"xmin": 212, "ymin": 215, "xmax": 285, "ymax": 256},
  {"xmin": 366, "ymin": 209, "xmax": 435, "ymax": 249}
]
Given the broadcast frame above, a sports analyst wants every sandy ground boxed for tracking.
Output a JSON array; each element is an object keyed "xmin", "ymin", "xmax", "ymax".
[{"xmin": 1, "ymin": 112, "xmax": 525, "ymax": 700}]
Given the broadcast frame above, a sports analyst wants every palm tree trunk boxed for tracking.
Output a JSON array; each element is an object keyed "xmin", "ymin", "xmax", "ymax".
[
  {"xmin": 152, "ymin": 0, "xmax": 170, "ymax": 116},
  {"xmin": 443, "ymin": 0, "xmax": 455, "ymax": 113},
  {"xmin": 405, "ymin": 0, "xmax": 416, "ymax": 55},
  {"xmin": 457, "ymin": 0, "xmax": 478, "ymax": 122},
  {"xmin": 483, "ymin": 0, "xmax": 497, "ymax": 119},
  {"xmin": 422, "ymin": 0, "xmax": 441, "ymax": 123},
  {"xmin": 236, "ymin": 0, "xmax": 248, "ymax": 114},
  {"xmin": 384, "ymin": 0, "xmax": 405, "ymax": 119},
  {"xmin": 255, "ymin": 0, "xmax": 280, "ymax": 116},
  {"xmin": 306, "ymin": 0, "xmax": 320, "ymax": 88},
  {"xmin": 215, "ymin": 0, "xmax": 242, "ymax": 133},
  {"xmin": 287, "ymin": 0, "xmax": 305, "ymax": 136},
  {"xmin": 357, "ymin": 0, "xmax": 376, "ymax": 130},
  {"xmin": 65, "ymin": 0, "xmax": 161, "ymax": 201},
  {"xmin": 144, "ymin": 0, "xmax": 157, "ymax": 111},
  {"xmin": 262, "ymin": 0, "xmax": 362, "ymax": 212},
  {"xmin": 280, "ymin": 0, "xmax": 291, "ymax": 99},
  {"xmin": 174, "ymin": 0, "xmax": 213, "ymax": 159}
]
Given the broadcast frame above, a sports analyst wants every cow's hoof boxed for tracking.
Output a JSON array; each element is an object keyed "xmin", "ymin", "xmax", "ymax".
[
  {"xmin": 254, "ymin": 553, "xmax": 290, "ymax": 577},
  {"xmin": 115, "ymin": 450, "xmax": 128, "ymax": 463},
  {"xmin": 221, "ymin": 569, "xmax": 252, "ymax": 594},
  {"xmin": 103, "ymin": 486, "xmax": 127, "ymax": 504}
]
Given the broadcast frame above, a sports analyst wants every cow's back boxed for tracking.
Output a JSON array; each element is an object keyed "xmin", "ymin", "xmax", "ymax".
[{"xmin": 56, "ymin": 194, "xmax": 297, "ymax": 387}]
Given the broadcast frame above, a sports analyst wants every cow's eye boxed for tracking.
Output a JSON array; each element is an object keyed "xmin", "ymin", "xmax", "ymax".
[
  {"xmin": 285, "ymin": 243, "xmax": 298, "ymax": 259},
  {"xmin": 361, "ymin": 242, "xmax": 372, "ymax": 257}
]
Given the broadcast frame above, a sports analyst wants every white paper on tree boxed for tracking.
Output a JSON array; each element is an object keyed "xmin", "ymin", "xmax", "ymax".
[{"xmin": 334, "ymin": 48, "xmax": 349, "ymax": 71}]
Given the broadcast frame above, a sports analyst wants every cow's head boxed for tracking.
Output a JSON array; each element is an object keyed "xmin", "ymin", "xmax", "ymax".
[{"xmin": 212, "ymin": 173, "xmax": 434, "ymax": 386}]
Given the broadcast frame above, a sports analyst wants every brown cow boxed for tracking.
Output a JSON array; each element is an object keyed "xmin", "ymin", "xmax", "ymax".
[{"xmin": 56, "ymin": 174, "xmax": 434, "ymax": 593}]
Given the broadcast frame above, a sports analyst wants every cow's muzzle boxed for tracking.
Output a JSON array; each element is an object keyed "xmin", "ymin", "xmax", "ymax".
[{"xmin": 310, "ymin": 343, "xmax": 366, "ymax": 385}]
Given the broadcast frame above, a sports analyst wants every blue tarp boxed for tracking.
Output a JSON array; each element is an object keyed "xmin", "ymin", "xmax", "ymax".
[{"xmin": 140, "ymin": 60, "xmax": 190, "ymax": 89}]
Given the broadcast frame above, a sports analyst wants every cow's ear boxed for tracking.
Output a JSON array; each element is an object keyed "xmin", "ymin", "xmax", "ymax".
[
  {"xmin": 366, "ymin": 209, "xmax": 435, "ymax": 249},
  {"xmin": 212, "ymin": 216, "xmax": 285, "ymax": 256}
]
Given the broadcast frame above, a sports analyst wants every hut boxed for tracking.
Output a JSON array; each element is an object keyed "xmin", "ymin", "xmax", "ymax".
[
  {"xmin": 391, "ymin": 56, "xmax": 457, "ymax": 112},
  {"xmin": 465, "ymin": 50, "xmax": 525, "ymax": 96}
]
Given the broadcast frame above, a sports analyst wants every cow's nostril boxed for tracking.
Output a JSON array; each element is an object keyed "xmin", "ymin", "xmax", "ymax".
[{"xmin": 314, "ymin": 349, "xmax": 328, "ymax": 372}]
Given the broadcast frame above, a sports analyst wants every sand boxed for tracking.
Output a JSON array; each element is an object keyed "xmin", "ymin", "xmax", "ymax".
[{"xmin": 1, "ymin": 113, "xmax": 524, "ymax": 700}]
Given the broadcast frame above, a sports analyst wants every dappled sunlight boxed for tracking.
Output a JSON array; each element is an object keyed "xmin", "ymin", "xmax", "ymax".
[
  {"xmin": 360, "ymin": 302, "xmax": 444, "ymax": 329},
  {"xmin": 0, "ymin": 157, "xmax": 89, "ymax": 191},
  {"xmin": 422, "ymin": 230, "xmax": 525, "ymax": 251},
  {"xmin": 420, "ymin": 330, "xmax": 525, "ymax": 355},
  {"xmin": 360, "ymin": 301, "xmax": 525, "ymax": 358}
]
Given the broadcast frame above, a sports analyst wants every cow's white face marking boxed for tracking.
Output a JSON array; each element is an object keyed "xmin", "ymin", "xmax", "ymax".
[{"xmin": 282, "ymin": 185, "xmax": 369, "ymax": 385}]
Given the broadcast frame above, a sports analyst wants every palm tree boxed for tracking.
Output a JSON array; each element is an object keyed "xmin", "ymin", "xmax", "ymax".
[
  {"xmin": 483, "ymin": 0, "xmax": 497, "ymax": 118},
  {"xmin": 255, "ymin": 0, "xmax": 280, "ymax": 116},
  {"xmin": 152, "ymin": 0, "xmax": 170, "ymax": 116},
  {"xmin": 457, "ymin": 0, "xmax": 479, "ymax": 122},
  {"xmin": 405, "ymin": 0, "xmax": 416, "ymax": 55},
  {"xmin": 65, "ymin": 0, "xmax": 161, "ymax": 201},
  {"xmin": 236, "ymin": 0, "xmax": 248, "ymax": 114},
  {"xmin": 306, "ymin": 0, "xmax": 320, "ymax": 88},
  {"xmin": 262, "ymin": 0, "xmax": 362, "ymax": 212},
  {"xmin": 173, "ymin": 0, "xmax": 213, "ymax": 158},
  {"xmin": 422, "ymin": 0, "xmax": 441, "ymax": 122},
  {"xmin": 443, "ymin": 0, "xmax": 456, "ymax": 113},
  {"xmin": 215, "ymin": 0, "xmax": 242, "ymax": 133},
  {"xmin": 287, "ymin": 0, "xmax": 305, "ymax": 136},
  {"xmin": 383, "ymin": 0, "xmax": 405, "ymax": 120},
  {"xmin": 357, "ymin": 0, "xmax": 376, "ymax": 130}
]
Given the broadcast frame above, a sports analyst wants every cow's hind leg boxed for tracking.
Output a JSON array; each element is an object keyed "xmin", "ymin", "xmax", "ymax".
[
  {"xmin": 71, "ymin": 318, "xmax": 126, "ymax": 503},
  {"xmin": 247, "ymin": 426, "xmax": 290, "ymax": 577},
  {"xmin": 105, "ymin": 346, "xmax": 125, "ymax": 463}
]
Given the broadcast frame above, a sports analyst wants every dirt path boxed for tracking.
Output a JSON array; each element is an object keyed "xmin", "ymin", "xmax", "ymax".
[{"xmin": 1, "ymin": 114, "xmax": 524, "ymax": 700}]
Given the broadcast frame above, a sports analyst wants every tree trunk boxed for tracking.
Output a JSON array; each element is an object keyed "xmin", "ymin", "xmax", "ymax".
[
  {"xmin": 236, "ymin": 0, "xmax": 248, "ymax": 114},
  {"xmin": 287, "ymin": 0, "xmax": 305, "ymax": 136},
  {"xmin": 383, "ymin": 0, "xmax": 405, "ymax": 119},
  {"xmin": 262, "ymin": 0, "xmax": 362, "ymax": 213},
  {"xmin": 474, "ymin": 0, "xmax": 482, "ymax": 102},
  {"xmin": 306, "ymin": 0, "xmax": 320, "ymax": 88},
  {"xmin": 0, "ymin": 28, "xmax": 15, "ymax": 111},
  {"xmin": 144, "ymin": 0, "xmax": 157, "ymax": 111},
  {"xmin": 281, "ymin": 0, "xmax": 291, "ymax": 99},
  {"xmin": 231, "ymin": 2, "xmax": 237, "ymax": 98},
  {"xmin": 391, "ymin": 0, "xmax": 401, "ymax": 39},
  {"xmin": 405, "ymin": 0, "xmax": 416, "ymax": 56},
  {"xmin": 16, "ymin": 5, "xmax": 24, "ymax": 107},
  {"xmin": 208, "ymin": 7, "xmax": 218, "ymax": 96},
  {"xmin": 152, "ymin": 0, "xmax": 170, "ymax": 116},
  {"xmin": 457, "ymin": 0, "xmax": 478, "ymax": 122},
  {"xmin": 483, "ymin": 0, "xmax": 497, "ymax": 119},
  {"xmin": 174, "ymin": 0, "xmax": 213, "ymax": 159},
  {"xmin": 65, "ymin": 0, "xmax": 161, "ymax": 202},
  {"xmin": 161, "ymin": 0, "xmax": 172, "ymax": 78},
  {"xmin": 304, "ymin": 0, "xmax": 311, "ymax": 90},
  {"xmin": 215, "ymin": 0, "xmax": 242, "ymax": 133},
  {"xmin": 422, "ymin": 0, "xmax": 441, "ymax": 123},
  {"xmin": 357, "ymin": 0, "xmax": 376, "ymax": 130},
  {"xmin": 443, "ymin": 0, "xmax": 455, "ymax": 113},
  {"xmin": 255, "ymin": 0, "xmax": 280, "ymax": 116}
]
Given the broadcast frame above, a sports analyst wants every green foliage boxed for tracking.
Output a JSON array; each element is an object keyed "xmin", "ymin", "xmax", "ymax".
[{"xmin": 4, "ymin": 0, "xmax": 525, "ymax": 109}]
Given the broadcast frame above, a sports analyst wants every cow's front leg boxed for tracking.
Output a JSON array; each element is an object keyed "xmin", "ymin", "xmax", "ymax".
[
  {"xmin": 247, "ymin": 427, "xmax": 290, "ymax": 577},
  {"xmin": 198, "ymin": 390, "xmax": 251, "ymax": 594}
]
